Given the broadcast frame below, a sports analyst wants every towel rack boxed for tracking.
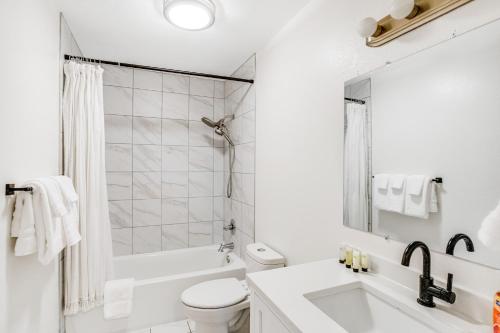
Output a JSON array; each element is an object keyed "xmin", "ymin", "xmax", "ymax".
[
  {"xmin": 370, "ymin": 177, "xmax": 443, "ymax": 184},
  {"xmin": 5, "ymin": 184, "xmax": 33, "ymax": 196}
]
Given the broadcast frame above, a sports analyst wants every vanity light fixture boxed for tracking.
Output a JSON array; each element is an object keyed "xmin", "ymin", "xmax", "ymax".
[
  {"xmin": 163, "ymin": 0, "xmax": 216, "ymax": 31},
  {"xmin": 358, "ymin": 0, "xmax": 472, "ymax": 47}
]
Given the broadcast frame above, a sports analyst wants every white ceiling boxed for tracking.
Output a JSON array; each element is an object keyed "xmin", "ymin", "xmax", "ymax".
[{"xmin": 58, "ymin": 0, "xmax": 312, "ymax": 75}]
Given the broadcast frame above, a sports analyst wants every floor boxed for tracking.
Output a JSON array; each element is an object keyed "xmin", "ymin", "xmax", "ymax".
[{"xmin": 130, "ymin": 319, "xmax": 195, "ymax": 333}]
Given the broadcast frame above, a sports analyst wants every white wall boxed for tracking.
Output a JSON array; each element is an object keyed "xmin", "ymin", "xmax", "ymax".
[
  {"xmin": 0, "ymin": 1, "xmax": 62, "ymax": 332},
  {"xmin": 255, "ymin": 0, "xmax": 500, "ymax": 297}
]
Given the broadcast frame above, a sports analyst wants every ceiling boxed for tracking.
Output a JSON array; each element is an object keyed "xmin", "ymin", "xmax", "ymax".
[{"xmin": 58, "ymin": 0, "xmax": 312, "ymax": 75}]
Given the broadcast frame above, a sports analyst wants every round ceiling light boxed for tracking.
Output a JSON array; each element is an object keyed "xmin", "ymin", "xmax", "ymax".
[{"xmin": 164, "ymin": 0, "xmax": 216, "ymax": 31}]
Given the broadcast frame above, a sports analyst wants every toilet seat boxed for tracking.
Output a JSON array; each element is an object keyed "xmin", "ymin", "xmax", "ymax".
[{"xmin": 181, "ymin": 278, "xmax": 249, "ymax": 309}]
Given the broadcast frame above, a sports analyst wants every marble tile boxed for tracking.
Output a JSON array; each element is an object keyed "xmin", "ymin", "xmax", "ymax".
[
  {"xmin": 234, "ymin": 142, "xmax": 255, "ymax": 173},
  {"xmin": 241, "ymin": 203, "xmax": 255, "ymax": 238},
  {"xmin": 133, "ymin": 145, "xmax": 161, "ymax": 171},
  {"xmin": 238, "ymin": 230, "xmax": 254, "ymax": 262},
  {"xmin": 133, "ymin": 117, "xmax": 161, "ymax": 145},
  {"xmin": 189, "ymin": 147, "xmax": 213, "ymax": 171},
  {"xmin": 134, "ymin": 69, "xmax": 162, "ymax": 91},
  {"xmin": 150, "ymin": 319, "xmax": 194, "ymax": 333},
  {"xmin": 189, "ymin": 172, "xmax": 213, "ymax": 197},
  {"xmin": 214, "ymin": 148, "xmax": 224, "ymax": 171},
  {"xmin": 230, "ymin": 199, "xmax": 242, "ymax": 228},
  {"xmin": 105, "ymin": 115, "xmax": 132, "ymax": 143},
  {"xmin": 233, "ymin": 173, "xmax": 255, "ymax": 206},
  {"xmin": 162, "ymin": 198, "xmax": 188, "ymax": 224},
  {"xmin": 163, "ymin": 92, "xmax": 189, "ymax": 120},
  {"xmin": 102, "ymin": 64, "xmax": 133, "ymax": 87},
  {"xmin": 224, "ymin": 197, "xmax": 233, "ymax": 223},
  {"xmin": 214, "ymin": 132, "xmax": 225, "ymax": 148},
  {"xmin": 133, "ymin": 226, "xmax": 161, "ymax": 254},
  {"xmin": 133, "ymin": 199, "xmax": 161, "ymax": 226},
  {"xmin": 109, "ymin": 200, "xmax": 132, "ymax": 228},
  {"xmin": 214, "ymin": 98, "xmax": 225, "ymax": 120},
  {"xmin": 107, "ymin": 172, "xmax": 132, "ymax": 200},
  {"xmin": 162, "ymin": 224, "xmax": 188, "ymax": 251},
  {"xmin": 133, "ymin": 89, "xmax": 162, "ymax": 117},
  {"xmin": 162, "ymin": 146, "xmax": 188, "ymax": 171},
  {"xmin": 213, "ymin": 196, "xmax": 224, "ymax": 221},
  {"xmin": 189, "ymin": 77, "xmax": 214, "ymax": 97},
  {"xmin": 189, "ymin": 96, "xmax": 213, "ymax": 121},
  {"xmin": 163, "ymin": 73, "xmax": 189, "ymax": 94},
  {"xmin": 112, "ymin": 228, "xmax": 132, "ymax": 256},
  {"xmin": 103, "ymin": 86, "xmax": 133, "ymax": 115},
  {"xmin": 214, "ymin": 172, "xmax": 225, "ymax": 197},
  {"xmin": 162, "ymin": 172, "xmax": 188, "ymax": 198},
  {"xmin": 189, "ymin": 222, "xmax": 213, "ymax": 247},
  {"xmin": 240, "ymin": 111, "xmax": 255, "ymax": 143},
  {"xmin": 162, "ymin": 119, "xmax": 189, "ymax": 146},
  {"xmin": 189, "ymin": 121, "xmax": 213, "ymax": 147},
  {"xmin": 213, "ymin": 221, "xmax": 224, "ymax": 244},
  {"xmin": 106, "ymin": 144, "xmax": 132, "ymax": 172},
  {"xmin": 214, "ymin": 81, "xmax": 225, "ymax": 99},
  {"xmin": 133, "ymin": 172, "xmax": 161, "ymax": 199},
  {"xmin": 188, "ymin": 197, "xmax": 213, "ymax": 222}
]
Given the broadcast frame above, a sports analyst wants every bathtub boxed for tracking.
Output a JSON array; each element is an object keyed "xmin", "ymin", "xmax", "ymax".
[{"xmin": 66, "ymin": 245, "xmax": 246, "ymax": 333}]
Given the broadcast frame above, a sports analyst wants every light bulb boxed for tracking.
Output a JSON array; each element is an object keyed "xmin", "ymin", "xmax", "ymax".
[
  {"xmin": 390, "ymin": 0, "xmax": 419, "ymax": 20},
  {"xmin": 164, "ymin": 0, "xmax": 215, "ymax": 31},
  {"xmin": 357, "ymin": 17, "xmax": 381, "ymax": 38}
]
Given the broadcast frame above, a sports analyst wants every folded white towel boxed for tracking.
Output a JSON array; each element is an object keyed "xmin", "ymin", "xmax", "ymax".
[
  {"xmin": 407, "ymin": 175, "xmax": 426, "ymax": 196},
  {"xmin": 374, "ymin": 174, "xmax": 390, "ymax": 190},
  {"xmin": 11, "ymin": 192, "xmax": 37, "ymax": 256},
  {"xmin": 51, "ymin": 176, "xmax": 78, "ymax": 208},
  {"xmin": 478, "ymin": 201, "xmax": 500, "ymax": 251},
  {"xmin": 404, "ymin": 176, "xmax": 438, "ymax": 219},
  {"xmin": 104, "ymin": 279, "xmax": 135, "ymax": 320},
  {"xmin": 388, "ymin": 175, "xmax": 406, "ymax": 213},
  {"xmin": 38, "ymin": 178, "xmax": 68, "ymax": 218}
]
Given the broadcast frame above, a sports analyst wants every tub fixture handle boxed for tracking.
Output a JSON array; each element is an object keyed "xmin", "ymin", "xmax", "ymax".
[
  {"xmin": 224, "ymin": 220, "xmax": 236, "ymax": 231},
  {"xmin": 218, "ymin": 242, "xmax": 235, "ymax": 253}
]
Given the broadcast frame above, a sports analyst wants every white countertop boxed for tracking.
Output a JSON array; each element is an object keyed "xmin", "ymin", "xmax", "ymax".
[{"xmin": 247, "ymin": 259, "xmax": 490, "ymax": 333}]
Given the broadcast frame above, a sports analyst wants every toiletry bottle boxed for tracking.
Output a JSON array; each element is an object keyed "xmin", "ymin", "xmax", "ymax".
[
  {"xmin": 345, "ymin": 246, "xmax": 353, "ymax": 269},
  {"xmin": 361, "ymin": 253, "xmax": 369, "ymax": 272},
  {"xmin": 339, "ymin": 245, "xmax": 346, "ymax": 264},
  {"xmin": 494, "ymin": 292, "xmax": 500, "ymax": 332},
  {"xmin": 352, "ymin": 249, "xmax": 360, "ymax": 273}
]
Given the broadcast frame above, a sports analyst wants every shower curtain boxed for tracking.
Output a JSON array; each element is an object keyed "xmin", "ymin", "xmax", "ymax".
[
  {"xmin": 344, "ymin": 102, "xmax": 369, "ymax": 231},
  {"xmin": 62, "ymin": 61, "xmax": 113, "ymax": 314}
]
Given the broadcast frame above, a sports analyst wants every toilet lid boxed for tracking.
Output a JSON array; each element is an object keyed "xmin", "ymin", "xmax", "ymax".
[{"xmin": 181, "ymin": 278, "xmax": 249, "ymax": 309}]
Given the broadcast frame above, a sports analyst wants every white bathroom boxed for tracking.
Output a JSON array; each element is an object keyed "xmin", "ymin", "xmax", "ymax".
[{"xmin": 1, "ymin": 0, "xmax": 500, "ymax": 332}]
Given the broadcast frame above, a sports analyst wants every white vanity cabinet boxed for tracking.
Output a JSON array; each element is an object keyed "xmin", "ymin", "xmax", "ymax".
[{"xmin": 250, "ymin": 291, "xmax": 291, "ymax": 333}]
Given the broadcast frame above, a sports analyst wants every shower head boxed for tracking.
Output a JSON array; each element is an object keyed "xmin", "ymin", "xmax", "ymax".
[{"xmin": 201, "ymin": 117, "xmax": 218, "ymax": 128}]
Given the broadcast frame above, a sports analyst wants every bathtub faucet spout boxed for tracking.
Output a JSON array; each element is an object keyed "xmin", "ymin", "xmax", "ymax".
[{"xmin": 218, "ymin": 242, "xmax": 235, "ymax": 253}]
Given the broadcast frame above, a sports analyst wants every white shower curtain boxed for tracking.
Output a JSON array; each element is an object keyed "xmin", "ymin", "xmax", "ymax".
[
  {"xmin": 62, "ymin": 61, "xmax": 113, "ymax": 315},
  {"xmin": 344, "ymin": 103, "xmax": 369, "ymax": 231}
]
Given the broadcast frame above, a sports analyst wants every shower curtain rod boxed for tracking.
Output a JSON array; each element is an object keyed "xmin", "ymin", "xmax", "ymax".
[
  {"xmin": 64, "ymin": 54, "xmax": 254, "ymax": 84},
  {"xmin": 344, "ymin": 97, "xmax": 366, "ymax": 104}
]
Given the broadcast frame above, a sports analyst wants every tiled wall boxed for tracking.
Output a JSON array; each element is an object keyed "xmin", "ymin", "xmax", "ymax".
[
  {"xmin": 103, "ymin": 65, "xmax": 227, "ymax": 255},
  {"xmin": 223, "ymin": 56, "xmax": 256, "ymax": 261}
]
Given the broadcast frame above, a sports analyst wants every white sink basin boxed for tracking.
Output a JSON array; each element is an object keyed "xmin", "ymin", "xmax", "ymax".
[{"xmin": 305, "ymin": 281, "xmax": 458, "ymax": 333}]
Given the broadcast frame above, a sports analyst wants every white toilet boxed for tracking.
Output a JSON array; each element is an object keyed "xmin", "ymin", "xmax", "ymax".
[{"xmin": 181, "ymin": 243, "xmax": 285, "ymax": 333}]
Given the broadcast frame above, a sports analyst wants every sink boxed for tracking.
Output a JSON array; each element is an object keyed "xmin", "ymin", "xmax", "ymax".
[{"xmin": 305, "ymin": 281, "xmax": 458, "ymax": 333}]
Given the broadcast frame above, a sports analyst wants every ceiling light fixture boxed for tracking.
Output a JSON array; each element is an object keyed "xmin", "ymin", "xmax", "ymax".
[{"xmin": 163, "ymin": 0, "xmax": 215, "ymax": 31}]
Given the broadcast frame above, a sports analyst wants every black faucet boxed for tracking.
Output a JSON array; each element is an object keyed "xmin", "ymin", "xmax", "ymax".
[
  {"xmin": 401, "ymin": 241, "xmax": 456, "ymax": 307},
  {"xmin": 446, "ymin": 233, "xmax": 475, "ymax": 255}
]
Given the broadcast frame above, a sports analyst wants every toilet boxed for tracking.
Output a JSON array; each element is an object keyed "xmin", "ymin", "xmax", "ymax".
[{"xmin": 181, "ymin": 243, "xmax": 285, "ymax": 333}]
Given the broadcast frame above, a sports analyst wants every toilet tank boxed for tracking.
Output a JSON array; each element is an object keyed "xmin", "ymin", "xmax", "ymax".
[{"xmin": 246, "ymin": 243, "xmax": 285, "ymax": 273}]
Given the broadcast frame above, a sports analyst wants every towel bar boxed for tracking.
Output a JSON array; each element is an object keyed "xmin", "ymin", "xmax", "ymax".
[
  {"xmin": 370, "ymin": 176, "xmax": 443, "ymax": 184},
  {"xmin": 5, "ymin": 184, "xmax": 33, "ymax": 196}
]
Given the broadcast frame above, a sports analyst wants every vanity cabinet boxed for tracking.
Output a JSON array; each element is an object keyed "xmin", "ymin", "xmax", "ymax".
[{"xmin": 250, "ymin": 291, "xmax": 290, "ymax": 333}]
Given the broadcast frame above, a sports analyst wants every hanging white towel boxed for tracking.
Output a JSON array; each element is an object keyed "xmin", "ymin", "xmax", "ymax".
[
  {"xmin": 373, "ymin": 174, "xmax": 390, "ymax": 211},
  {"xmin": 407, "ymin": 175, "xmax": 426, "ymax": 196},
  {"xmin": 51, "ymin": 176, "xmax": 81, "ymax": 246},
  {"xmin": 11, "ymin": 192, "xmax": 37, "ymax": 256},
  {"xmin": 388, "ymin": 174, "xmax": 406, "ymax": 213},
  {"xmin": 104, "ymin": 279, "xmax": 135, "ymax": 320},
  {"xmin": 404, "ymin": 176, "xmax": 438, "ymax": 219},
  {"xmin": 478, "ymin": 200, "xmax": 500, "ymax": 251}
]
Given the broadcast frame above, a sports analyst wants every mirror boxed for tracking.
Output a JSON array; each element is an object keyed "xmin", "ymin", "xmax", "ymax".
[{"xmin": 343, "ymin": 19, "xmax": 500, "ymax": 268}]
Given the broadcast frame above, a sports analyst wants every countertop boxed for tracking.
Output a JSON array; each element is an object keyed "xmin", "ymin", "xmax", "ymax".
[{"xmin": 247, "ymin": 258, "xmax": 491, "ymax": 333}]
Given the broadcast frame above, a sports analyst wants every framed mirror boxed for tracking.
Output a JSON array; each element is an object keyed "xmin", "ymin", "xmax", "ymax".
[{"xmin": 343, "ymin": 18, "xmax": 500, "ymax": 268}]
